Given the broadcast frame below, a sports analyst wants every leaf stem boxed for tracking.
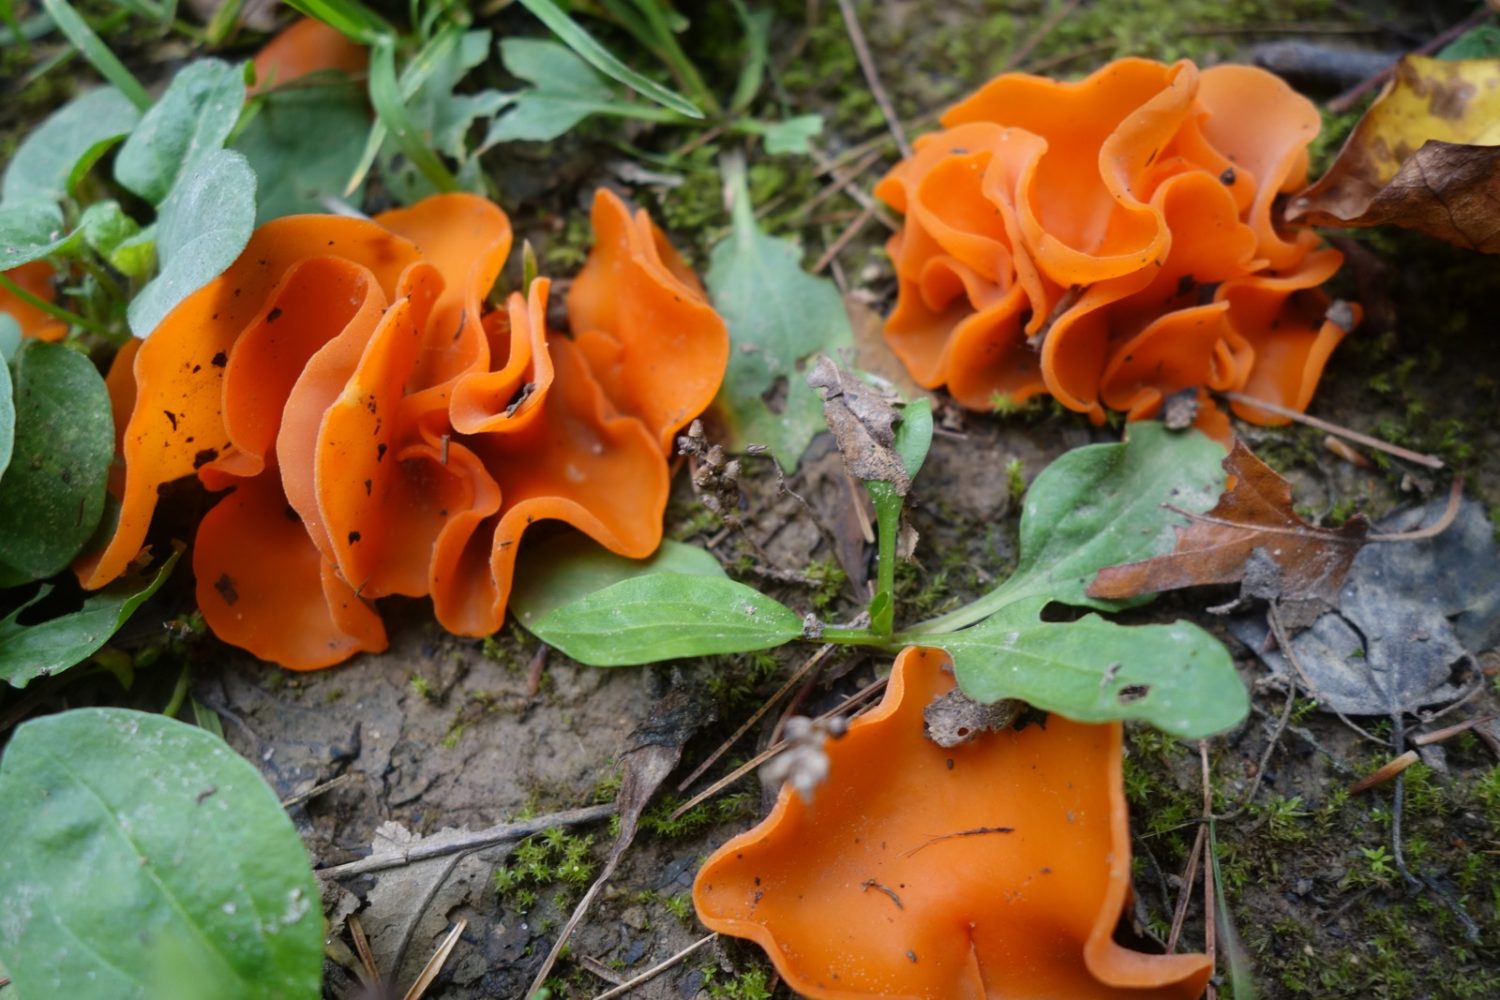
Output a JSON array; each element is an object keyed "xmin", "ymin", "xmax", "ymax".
[
  {"xmin": 0, "ymin": 271, "xmax": 111, "ymax": 336},
  {"xmin": 868, "ymin": 484, "xmax": 899, "ymax": 636},
  {"xmin": 818, "ymin": 627, "xmax": 889, "ymax": 648}
]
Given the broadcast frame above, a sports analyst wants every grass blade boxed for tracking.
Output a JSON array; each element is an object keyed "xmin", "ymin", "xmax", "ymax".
[
  {"xmin": 39, "ymin": 0, "xmax": 150, "ymax": 110},
  {"xmin": 517, "ymin": 0, "xmax": 703, "ymax": 119},
  {"xmin": 367, "ymin": 38, "xmax": 459, "ymax": 194},
  {"xmin": 284, "ymin": 0, "xmax": 395, "ymax": 45}
]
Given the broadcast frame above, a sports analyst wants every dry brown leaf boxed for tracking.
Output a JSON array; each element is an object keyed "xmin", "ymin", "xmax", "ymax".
[
  {"xmin": 806, "ymin": 354, "xmax": 910, "ymax": 493},
  {"xmin": 1287, "ymin": 55, "xmax": 1500, "ymax": 251},
  {"xmin": 1088, "ymin": 440, "xmax": 1369, "ymax": 607}
]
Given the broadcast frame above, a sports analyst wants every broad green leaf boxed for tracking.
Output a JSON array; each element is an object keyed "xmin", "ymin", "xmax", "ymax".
[
  {"xmin": 0, "ymin": 200, "xmax": 79, "ymax": 270},
  {"xmin": 127, "ymin": 149, "xmax": 256, "ymax": 337},
  {"xmin": 483, "ymin": 37, "xmax": 639, "ymax": 145},
  {"xmin": 900, "ymin": 424, "xmax": 1239, "ymax": 736},
  {"xmin": 535, "ymin": 573, "xmax": 803, "ymax": 666},
  {"xmin": 708, "ymin": 161, "xmax": 853, "ymax": 470},
  {"xmin": 0, "ymin": 341, "xmax": 113, "ymax": 579},
  {"xmin": 926, "ymin": 595, "xmax": 1245, "ymax": 739},
  {"xmin": 756, "ymin": 114, "xmax": 825, "ymax": 155},
  {"xmin": 0, "ymin": 548, "xmax": 178, "ymax": 688},
  {"xmin": 509, "ymin": 534, "xmax": 725, "ymax": 632},
  {"xmin": 891, "ymin": 396, "xmax": 933, "ymax": 480},
  {"xmin": 0, "ymin": 345, "xmax": 11, "ymax": 481},
  {"xmin": 517, "ymin": 0, "xmax": 703, "ymax": 119},
  {"xmin": 116, "ymin": 59, "xmax": 247, "ymax": 205},
  {"xmin": 0, "ymin": 707, "xmax": 323, "ymax": 1000},
  {"xmin": 1, "ymin": 87, "xmax": 139, "ymax": 205},
  {"xmin": 1440, "ymin": 24, "xmax": 1500, "ymax": 59},
  {"xmin": 235, "ymin": 80, "xmax": 368, "ymax": 223}
]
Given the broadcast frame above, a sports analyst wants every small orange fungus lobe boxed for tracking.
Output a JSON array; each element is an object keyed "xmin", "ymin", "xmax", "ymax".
[
  {"xmin": 250, "ymin": 17, "xmax": 367, "ymax": 95},
  {"xmin": 0, "ymin": 262, "xmax": 66, "ymax": 342},
  {"xmin": 81, "ymin": 191, "xmax": 728, "ymax": 670},
  {"xmin": 694, "ymin": 647, "xmax": 1213, "ymax": 1000},
  {"xmin": 875, "ymin": 57, "xmax": 1358, "ymax": 438}
]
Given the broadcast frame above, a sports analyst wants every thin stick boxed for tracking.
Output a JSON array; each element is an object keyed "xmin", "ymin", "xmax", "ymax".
[
  {"xmin": 1166, "ymin": 823, "xmax": 1206, "ymax": 954},
  {"xmin": 813, "ymin": 203, "xmax": 876, "ymax": 273},
  {"xmin": 403, "ymin": 920, "xmax": 466, "ymax": 1000},
  {"xmin": 835, "ymin": 0, "xmax": 911, "ymax": 158},
  {"xmin": 668, "ymin": 674, "xmax": 888, "ymax": 821},
  {"xmin": 1368, "ymin": 478, "xmax": 1464, "ymax": 542},
  {"xmin": 1413, "ymin": 715, "xmax": 1496, "ymax": 746},
  {"xmin": 281, "ymin": 773, "xmax": 355, "ymax": 810},
  {"xmin": 349, "ymin": 914, "xmax": 382, "ymax": 986},
  {"xmin": 591, "ymin": 934, "xmax": 716, "ymax": 1000},
  {"xmin": 1350, "ymin": 749, "xmax": 1420, "ymax": 794},
  {"xmin": 902, "ymin": 825, "xmax": 1013, "ymax": 858},
  {"xmin": 781, "ymin": 148, "xmax": 884, "ymax": 224},
  {"xmin": 1200, "ymin": 741, "xmax": 1217, "ymax": 1000},
  {"xmin": 1223, "ymin": 391, "xmax": 1444, "ymax": 469},
  {"xmin": 1217, "ymin": 680, "xmax": 1297, "ymax": 822},
  {"xmin": 317, "ymin": 803, "xmax": 615, "ymax": 878},
  {"xmin": 1327, "ymin": 7, "xmax": 1492, "ymax": 113},
  {"xmin": 678, "ymin": 646, "xmax": 834, "ymax": 792}
]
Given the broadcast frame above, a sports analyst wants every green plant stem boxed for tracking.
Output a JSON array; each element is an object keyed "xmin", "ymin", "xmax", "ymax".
[
  {"xmin": 818, "ymin": 627, "xmax": 889, "ymax": 648},
  {"xmin": 632, "ymin": 0, "xmax": 720, "ymax": 114},
  {"xmin": 161, "ymin": 662, "xmax": 191, "ymax": 718},
  {"xmin": 900, "ymin": 579, "xmax": 1033, "ymax": 636},
  {"xmin": 867, "ymin": 485, "xmax": 900, "ymax": 637},
  {"xmin": 39, "ymin": 0, "xmax": 152, "ymax": 110},
  {"xmin": 0, "ymin": 272, "xmax": 111, "ymax": 336}
]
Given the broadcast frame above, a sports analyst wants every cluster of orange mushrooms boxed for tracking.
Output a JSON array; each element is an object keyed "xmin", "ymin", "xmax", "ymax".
[
  {"xmin": 875, "ymin": 57, "xmax": 1357, "ymax": 440},
  {"xmin": 0, "ymin": 39, "xmax": 1364, "ymax": 998},
  {"xmin": 76, "ymin": 190, "xmax": 729, "ymax": 670}
]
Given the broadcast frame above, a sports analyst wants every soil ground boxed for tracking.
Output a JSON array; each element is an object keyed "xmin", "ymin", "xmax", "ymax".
[{"xmin": 3, "ymin": 1, "xmax": 1500, "ymax": 998}]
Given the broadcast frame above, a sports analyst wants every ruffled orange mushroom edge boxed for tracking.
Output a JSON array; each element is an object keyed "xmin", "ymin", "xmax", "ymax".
[
  {"xmin": 874, "ymin": 57, "xmax": 1360, "ymax": 441},
  {"xmin": 694, "ymin": 647, "xmax": 1213, "ymax": 1000},
  {"xmin": 76, "ymin": 190, "xmax": 728, "ymax": 670}
]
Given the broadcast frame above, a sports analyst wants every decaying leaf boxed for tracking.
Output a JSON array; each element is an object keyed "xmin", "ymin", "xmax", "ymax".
[
  {"xmin": 1230, "ymin": 497, "xmax": 1498, "ymax": 716},
  {"xmin": 806, "ymin": 354, "xmax": 909, "ymax": 493},
  {"xmin": 1287, "ymin": 55, "xmax": 1500, "ymax": 251},
  {"xmin": 1089, "ymin": 439, "xmax": 1368, "ymax": 612}
]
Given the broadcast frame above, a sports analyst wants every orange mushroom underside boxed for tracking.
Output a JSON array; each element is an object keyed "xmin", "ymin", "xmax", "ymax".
[
  {"xmin": 80, "ymin": 190, "xmax": 727, "ymax": 670},
  {"xmin": 695, "ymin": 647, "xmax": 1213, "ymax": 1000},
  {"xmin": 875, "ymin": 58, "xmax": 1359, "ymax": 439}
]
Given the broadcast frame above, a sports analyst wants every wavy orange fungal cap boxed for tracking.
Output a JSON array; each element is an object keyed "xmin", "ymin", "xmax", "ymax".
[
  {"xmin": 694, "ymin": 647, "xmax": 1212, "ymax": 1000},
  {"xmin": 250, "ymin": 17, "xmax": 368, "ymax": 95},
  {"xmin": 567, "ymin": 188, "xmax": 731, "ymax": 453},
  {"xmin": 876, "ymin": 57, "xmax": 1354, "ymax": 437},
  {"xmin": 77, "ymin": 215, "xmax": 424, "ymax": 590},
  {"xmin": 0, "ymin": 262, "xmax": 66, "ymax": 342}
]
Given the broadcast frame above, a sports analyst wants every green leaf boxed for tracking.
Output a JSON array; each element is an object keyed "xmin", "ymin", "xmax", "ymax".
[
  {"xmin": 0, "ymin": 200, "xmax": 79, "ymax": 269},
  {"xmin": 116, "ymin": 59, "xmax": 246, "ymax": 205},
  {"xmin": 127, "ymin": 149, "xmax": 256, "ymax": 338},
  {"xmin": 0, "ymin": 341, "xmax": 113, "ymax": 579},
  {"xmin": 0, "ymin": 314, "xmax": 19, "ymax": 361},
  {"xmin": 890, "ymin": 396, "xmax": 933, "ymax": 480},
  {"xmin": 902, "ymin": 424, "xmax": 1242, "ymax": 737},
  {"xmin": 516, "ymin": 0, "xmax": 704, "ymax": 119},
  {"xmin": 0, "ymin": 707, "xmax": 323, "ymax": 999},
  {"xmin": 283, "ymin": 0, "xmax": 394, "ymax": 45},
  {"xmin": 534, "ymin": 574, "xmax": 803, "ymax": 666},
  {"xmin": 483, "ymin": 37, "xmax": 646, "ymax": 146},
  {"xmin": 1439, "ymin": 24, "xmax": 1500, "ymax": 59},
  {"xmin": 109, "ymin": 221, "xmax": 157, "ymax": 278},
  {"xmin": 368, "ymin": 37, "xmax": 460, "ymax": 198},
  {"xmin": 708, "ymin": 160, "xmax": 853, "ymax": 470},
  {"xmin": 756, "ymin": 114, "xmax": 825, "ymax": 155},
  {"xmin": 235, "ymin": 80, "xmax": 368, "ymax": 223},
  {"xmin": 925, "ymin": 595, "xmax": 1245, "ymax": 739},
  {"xmin": 509, "ymin": 534, "xmax": 725, "ymax": 633},
  {"xmin": 727, "ymin": 0, "xmax": 771, "ymax": 113},
  {"xmin": 0, "ymin": 548, "xmax": 178, "ymax": 688},
  {"xmin": 0, "ymin": 87, "xmax": 139, "ymax": 205},
  {"xmin": 37, "ymin": 0, "xmax": 151, "ymax": 110},
  {"xmin": 79, "ymin": 199, "xmax": 140, "ymax": 256},
  {"xmin": 0, "ymin": 343, "xmax": 11, "ymax": 481}
]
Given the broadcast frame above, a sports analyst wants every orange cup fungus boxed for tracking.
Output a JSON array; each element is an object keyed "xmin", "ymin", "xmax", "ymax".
[
  {"xmin": 249, "ymin": 17, "xmax": 368, "ymax": 95},
  {"xmin": 875, "ymin": 58, "xmax": 1359, "ymax": 441},
  {"xmin": 0, "ymin": 261, "xmax": 66, "ymax": 342},
  {"xmin": 77, "ymin": 190, "xmax": 728, "ymax": 670},
  {"xmin": 694, "ymin": 647, "xmax": 1213, "ymax": 999}
]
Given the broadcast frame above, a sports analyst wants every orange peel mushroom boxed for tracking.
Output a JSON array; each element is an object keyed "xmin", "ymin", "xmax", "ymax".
[
  {"xmin": 81, "ymin": 190, "xmax": 728, "ymax": 670},
  {"xmin": 694, "ymin": 646, "xmax": 1213, "ymax": 999},
  {"xmin": 0, "ymin": 262, "xmax": 67, "ymax": 342},
  {"xmin": 875, "ymin": 57, "xmax": 1359, "ymax": 439},
  {"xmin": 250, "ymin": 17, "xmax": 368, "ymax": 96}
]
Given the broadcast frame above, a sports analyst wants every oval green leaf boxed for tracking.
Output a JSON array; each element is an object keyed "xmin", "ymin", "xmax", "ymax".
[
  {"xmin": 116, "ymin": 59, "xmax": 247, "ymax": 205},
  {"xmin": 0, "ymin": 708, "xmax": 322, "ymax": 1000},
  {"xmin": 127, "ymin": 149, "xmax": 257, "ymax": 338},
  {"xmin": 534, "ymin": 573, "xmax": 803, "ymax": 666},
  {"xmin": 510, "ymin": 535, "xmax": 726, "ymax": 632},
  {"xmin": 0, "ymin": 340, "xmax": 113, "ymax": 579},
  {"xmin": 1, "ymin": 86, "xmax": 140, "ymax": 205}
]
